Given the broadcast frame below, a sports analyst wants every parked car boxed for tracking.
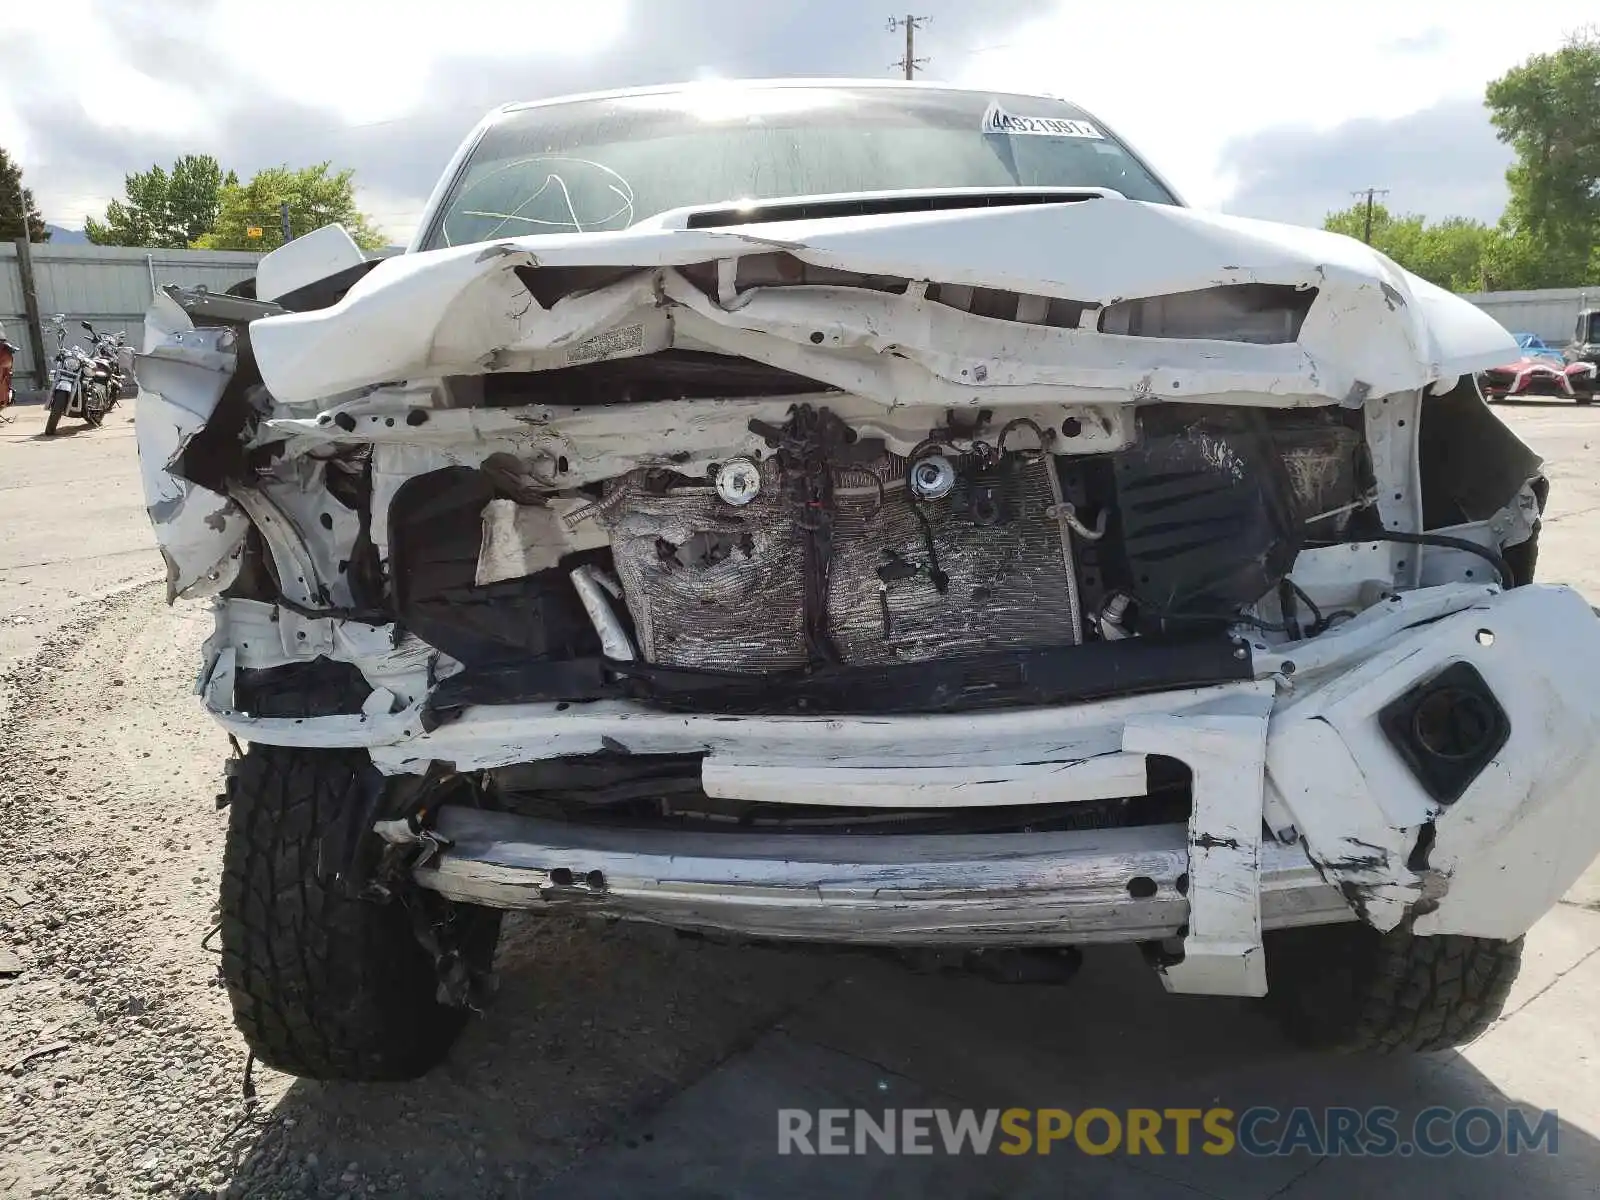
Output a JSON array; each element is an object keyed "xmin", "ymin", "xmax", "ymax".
[
  {"xmin": 1567, "ymin": 307, "xmax": 1600, "ymax": 371},
  {"xmin": 1514, "ymin": 332, "xmax": 1563, "ymax": 362},
  {"xmin": 1480, "ymin": 333, "xmax": 1599, "ymax": 403},
  {"xmin": 135, "ymin": 80, "xmax": 1600, "ymax": 1083}
]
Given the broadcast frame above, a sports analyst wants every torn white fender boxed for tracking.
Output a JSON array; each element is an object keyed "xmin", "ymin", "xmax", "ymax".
[
  {"xmin": 1268, "ymin": 584, "xmax": 1600, "ymax": 936},
  {"xmin": 133, "ymin": 301, "xmax": 250, "ymax": 602}
]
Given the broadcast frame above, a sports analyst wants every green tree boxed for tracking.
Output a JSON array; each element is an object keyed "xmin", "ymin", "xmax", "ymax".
[
  {"xmin": 1485, "ymin": 28, "xmax": 1600, "ymax": 285},
  {"xmin": 84, "ymin": 155, "xmax": 235, "ymax": 248},
  {"xmin": 193, "ymin": 164, "xmax": 385, "ymax": 252},
  {"xmin": 1411, "ymin": 218, "xmax": 1496, "ymax": 292},
  {"xmin": 1475, "ymin": 225, "xmax": 1557, "ymax": 291},
  {"xmin": 1322, "ymin": 203, "xmax": 1495, "ymax": 291},
  {"xmin": 0, "ymin": 147, "xmax": 49, "ymax": 242}
]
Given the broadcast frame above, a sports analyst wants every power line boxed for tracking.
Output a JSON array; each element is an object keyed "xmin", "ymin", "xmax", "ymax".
[
  {"xmin": 887, "ymin": 14, "xmax": 931, "ymax": 79},
  {"xmin": 955, "ymin": 41, "xmax": 1015, "ymax": 58},
  {"xmin": 1351, "ymin": 187, "xmax": 1390, "ymax": 244}
]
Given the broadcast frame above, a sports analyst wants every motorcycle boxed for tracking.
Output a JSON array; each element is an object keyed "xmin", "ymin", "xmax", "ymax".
[{"xmin": 44, "ymin": 316, "xmax": 129, "ymax": 436}]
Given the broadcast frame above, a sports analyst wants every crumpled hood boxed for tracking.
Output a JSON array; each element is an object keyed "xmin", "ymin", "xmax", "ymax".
[{"xmin": 249, "ymin": 198, "xmax": 1514, "ymax": 408}]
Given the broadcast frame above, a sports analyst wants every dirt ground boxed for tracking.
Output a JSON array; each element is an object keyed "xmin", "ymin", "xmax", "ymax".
[{"xmin": 1, "ymin": 395, "xmax": 1598, "ymax": 1199}]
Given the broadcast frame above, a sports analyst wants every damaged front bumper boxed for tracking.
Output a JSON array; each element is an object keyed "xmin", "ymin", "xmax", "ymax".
[
  {"xmin": 353, "ymin": 582, "xmax": 1600, "ymax": 997},
  {"xmin": 133, "ymin": 203, "xmax": 1600, "ymax": 1000},
  {"xmin": 412, "ymin": 810, "xmax": 1352, "ymax": 947}
]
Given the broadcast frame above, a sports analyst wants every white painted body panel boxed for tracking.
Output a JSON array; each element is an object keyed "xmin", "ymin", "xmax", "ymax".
[
  {"xmin": 192, "ymin": 581, "xmax": 1600, "ymax": 988},
  {"xmin": 248, "ymin": 199, "xmax": 1514, "ymax": 411},
  {"xmin": 133, "ymin": 296, "xmax": 249, "ymax": 600},
  {"xmin": 254, "ymin": 224, "xmax": 366, "ymax": 304}
]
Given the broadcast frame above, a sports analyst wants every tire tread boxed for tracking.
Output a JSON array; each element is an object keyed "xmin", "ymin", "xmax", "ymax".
[
  {"xmin": 219, "ymin": 744, "xmax": 493, "ymax": 1081},
  {"xmin": 1267, "ymin": 923, "xmax": 1522, "ymax": 1054}
]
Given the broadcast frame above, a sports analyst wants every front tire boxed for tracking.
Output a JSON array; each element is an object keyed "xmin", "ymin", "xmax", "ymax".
[
  {"xmin": 219, "ymin": 744, "xmax": 502, "ymax": 1081},
  {"xmin": 43, "ymin": 392, "xmax": 67, "ymax": 435},
  {"xmin": 1265, "ymin": 923, "xmax": 1521, "ymax": 1053}
]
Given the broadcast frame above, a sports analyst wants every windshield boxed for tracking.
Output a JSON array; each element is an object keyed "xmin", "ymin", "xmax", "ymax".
[
  {"xmin": 424, "ymin": 85, "xmax": 1176, "ymax": 249},
  {"xmin": 1588, "ymin": 312, "xmax": 1600, "ymax": 344}
]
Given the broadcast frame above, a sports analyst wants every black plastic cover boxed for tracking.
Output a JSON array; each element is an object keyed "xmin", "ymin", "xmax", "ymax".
[
  {"xmin": 1107, "ymin": 406, "xmax": 1302, "ymax": 627},
  {"xmin": 1379, "ymin": 661, "xmax": 1510, "ymax": 805},
  {"xmin": 235, "ymin": 657, "xmax": 372, "ymax": 717},
  {"xmin": 429, "ymin": 636, "xmax": 1253, "ymax": 715},
  {"xmin": 387, "ymin": 467, "xmax": 601, "ymax": 667}
]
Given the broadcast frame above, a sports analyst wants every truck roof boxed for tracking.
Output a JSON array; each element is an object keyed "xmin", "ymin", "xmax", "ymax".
[{"xmin": 495, "ymin": 77, "xmax": 1071, "ymax": 117}]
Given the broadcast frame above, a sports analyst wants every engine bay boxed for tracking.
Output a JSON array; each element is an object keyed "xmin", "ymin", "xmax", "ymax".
[{"xmin": 337, "ymin": 392, "xmax": 1382, "ymax": 716}]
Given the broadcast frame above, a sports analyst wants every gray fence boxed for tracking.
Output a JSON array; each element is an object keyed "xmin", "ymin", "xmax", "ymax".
[
  {"xmin": 1457, "ymin": 287, "xmax": 1594, "ymax": 346},
  {"xmin": 1, "ymin": 242, "xmax": 262, "ymax": 390}
]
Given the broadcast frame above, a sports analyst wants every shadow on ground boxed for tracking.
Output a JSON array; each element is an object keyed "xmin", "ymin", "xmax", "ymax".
[{"xmin": 209, "ymin": 919, "xmax": 1600, "ymax": 1200}]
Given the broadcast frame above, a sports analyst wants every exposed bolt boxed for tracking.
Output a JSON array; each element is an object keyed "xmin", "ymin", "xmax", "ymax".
[
  {"xmin": 714, "ymin": 459, "xmax": 762, "ymax": 506},
  {"xmin": 909, "ymin": 454, "xmax": 956, "ymax": 500}
]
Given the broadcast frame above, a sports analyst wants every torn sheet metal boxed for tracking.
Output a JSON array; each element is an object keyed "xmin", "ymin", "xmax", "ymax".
[
  {"xmin": 197, "ymin": 581, "xmax": 1600, "ymax": 950},
  {"xmin": 133, "ymin": 314, "xmax": 250, "ymax": 602},
  {"xmin": 476, "ymin": 497, "xmax": 608, "ymax": 585},
  {"xmin": 1267, "ymin": 584, "xmax": 1600, "ymax": 937},
  {"xmin": 412, "ymin": 808, "xmax": 1352, "ymax": 946},
  {"xmin": 270, "ymin": 394, "xmax": 1133, "ymax": 495},
  {"xmin": 215, "ymin": 598, "xmax": 440, "ymax": 708},
  {"xmin": 1125, "ymin": 689, "xmax": 1273, "ymax": 996},
  {"xmin": 247, "ymin": 200, "xmax": 1514, "ymax": 409},
  {"xmin": 354, "ymin": 681, "xmax": 1263, "ymax": 773}
]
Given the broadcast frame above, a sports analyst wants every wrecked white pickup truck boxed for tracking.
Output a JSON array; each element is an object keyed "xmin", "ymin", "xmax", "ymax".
[{"xmin": 136, "ymin": 81, "xmax": 1600, "ymax": 1082}]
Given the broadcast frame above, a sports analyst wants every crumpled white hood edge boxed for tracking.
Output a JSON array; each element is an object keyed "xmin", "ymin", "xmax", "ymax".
[{"xmin": 247, "ymin": 200, "xmax": 1516, "ymax": 410}]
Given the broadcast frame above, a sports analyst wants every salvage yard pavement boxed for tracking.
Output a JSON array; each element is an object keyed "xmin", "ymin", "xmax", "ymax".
[{"xmin": 2, "ymin": 396, "xmax": 1600, "ymax": 1198}]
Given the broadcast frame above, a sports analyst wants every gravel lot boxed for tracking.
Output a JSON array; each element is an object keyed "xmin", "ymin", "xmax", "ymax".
[{"xmin": 1, "ymin": 395, "xmax": 1598, "ymax": 1199}]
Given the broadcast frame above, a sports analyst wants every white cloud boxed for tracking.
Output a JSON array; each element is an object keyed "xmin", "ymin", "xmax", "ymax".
[
  {"xmin": 0, "ymin": 93, "xmax": 27, "ymax": 165},
  {"xmin": 354, "ymin": 184, "xmax": 429, "ymax": 247},
  {"xmin": 3, "ymin": 0, "xmax": 1591, "ymax": 233},
  {"xmin": 77, "ymin": 63, "xmax": 211, "ymax": 140},
  {"xmin": 201, "ymin": 0, "xmax": 629, "ymax": 126},
  {"xmin": 3, "ymin": 0, "xmax": 212, "ymax": 145},
  {"xmin": 951, "ymin": 0, "xmax": 1596, "ymax": 211}
]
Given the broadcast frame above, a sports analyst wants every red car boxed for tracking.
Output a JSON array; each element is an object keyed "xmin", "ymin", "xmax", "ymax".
[
  {"xmin": 1480, "ymin": 333, "xmax": 1599, "ymax": 403},
  {"xmin": 0, "ymin": 323, "xmax": 14, "ymax": 414}
]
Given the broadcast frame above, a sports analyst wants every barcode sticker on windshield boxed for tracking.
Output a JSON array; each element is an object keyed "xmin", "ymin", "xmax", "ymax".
[{"xmin": 982, "ymin": 102, "xmax": 1103, "ymax": 139}]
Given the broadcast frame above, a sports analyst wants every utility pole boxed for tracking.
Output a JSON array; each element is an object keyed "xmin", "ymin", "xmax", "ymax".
[
  {"xmin": 11, "ymin": 172, "xmax": 47, "ymax": 392},
  {"xmin": 280, "ymin": 201, "xmax": 292, "ymax": 245},
  {"xmin": 1352, "ymin": 187, "xmax": 1390, "ymax": 244},
  {"xmin": 888, "ymin": 14, "xmax": 930, "ymax": 79}
]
